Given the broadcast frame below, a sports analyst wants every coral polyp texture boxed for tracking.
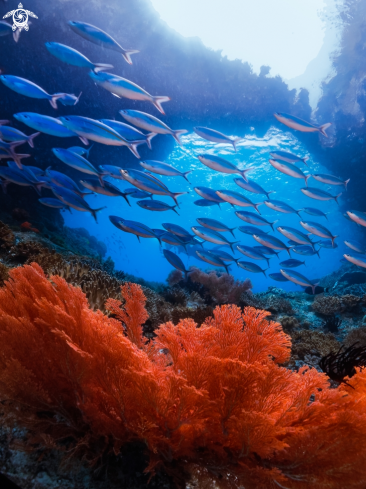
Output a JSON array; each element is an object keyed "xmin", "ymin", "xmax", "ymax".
[{"xmin": 1, "ymin": 264, "xmax": 366, "ymax": 488}]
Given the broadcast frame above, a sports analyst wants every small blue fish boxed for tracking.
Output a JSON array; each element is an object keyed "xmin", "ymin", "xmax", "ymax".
[
  {"xmin": 198, "ymin": 154, "xmax": 252, "ymax": 181},
  {"xmin": 264, "ymin": 199, "xmax": 302, "ymax": 216},
  {"xmin": 80, "ymin": 178, "xmax": 131, "ymax": 205},
  {"xmin": 301, "ymin": 187, "xmax": 342, "ymax": 204},
  {"xmin": 45, "ymin": 42, "xmax": 113, "ymax": 73},
  {"xmin": 192, "ymin": 226, "xmax": 238, "ymax": 251},
  {"xmin": 0, "ymin": 124, "xmax": 40, "ymax": 148},
  {"xmin": 318, "ymin": 240, "xmax": 338, "ymax": 249},
  {"xmin": 162, "ymin": 223, "xmax": 192, "ymax": 239},
  {"xmin": 125, "ymin": 188, "xmax": 153, "ymax": 199},
  {"xmin": 300, "ymin": 221, "xmax": 338, "ymax": 247},
  {"xmin": 52, "ymin": 148, "xmax": 106, "ymax": 186},
  {"xmin": 344, "ymin": 240, "xmax": 366, "ymax": 254},
  {"xmin": 109, "ymin": 217, "xmax": 161, "ymax": 243},
  {"xmin": 253, "ymin": 245, "xmax": 279, "ymax": 256},
  {"xmin": 343, "ymin": 254, "xmax": 366, "ymax": 269},
  {"xmin": 51, "ymin": 186, "xmax": 106, "ymax": 222},
  {"xmin": 277, "ymin": 226, "xmax": 316, "ymax": 249},
  {"xmin": 55, "ymin": 92, "xmax": 82, "ymax": 106},
  {"xmin": 163, "ymin": 249, "xmax": 189, "ymax": 277},
  {"xmin": 196, "ymin": 250, "xmax": 230, "ymax": 273},
  {"xmin": 159, "ymin": 232, "xmax": 188, "ymax": 252},
  {"xmin": 196, "ymin": 218, "xmax": 236, "ymax": 236},
  {"xmin": 137, "ymin": 199, "xmax": 178, "ymax": 214},
  {"xmin": 279, "ymin": 259, "xmax": 306, "ymax": 268},
  {"xmin": 99, "ymin": 165, "xmax": 125, "ymax": 180},
  {"xmin": 140, "ymin": 160, "xmax": 191, "ymax": 182},
  {"xmin": 216, "ymin": 190, "xmax": 262, "ymax": 213},
  {"xmin": 0, "ymin": 75, "xmax": 70, "ymax": 109},
  {"xmin": 280, "ymin": 269, "xmax": 319, "ymax": 294},
  {"xmin": 68, "ymin": 21, "xmax": 139, "ymax": 64},
  {"xmin": 303, "ymin": 207, "xmax": 328, "ymax": 220},
  {"xmin": 39, "ymin": 197, "xmax": 71, "ymax": 212},
  {"xmin": 238, "ymin": 226, "xmax": 269, "ymax": 236},
  {"xmin": 207, "ymin": 250, "xmax": 238, "ymax": 264},
  {"xmin": 237, "ymin": 245, "xmax": 270, "ymax": 266},
  {"xmin": 46, "ymin": 169, "xmax": 93, "ymax": 198},
  {"xmin": 194, "ymin": 186, "xmax": 225, "ymax": 205},
  {"xmin": 0, "ymin": 166, "xmax": 44, "ymax": 195},
  {"xmin": 14, "ymin": 112, "xmax": 77, "ymax": 138},
  {"xmin": 292, "ymin": 245, "xmax": 320, "ymax": 258},
  {"xmin": 194, "ymin": 127, "xmax": 242, "ymax": 151},
  {"xmin": 313, "ymin": 173, "xmax": 350, "ymax": 189},
  {"xmin": 274, "ymin": 113, "xmax": 331, "ymax": 137},
  {"xmin": 100, "ymin": 119, "xmax": 156, "ymax": 148},
  {"xmin": 269, "ymin": 150, "xmax": 308, "ymax": 166},
  {"xmin": 269, "ymin": 272, "xmax": 289, "ymax": 282},
  {"xmin": 194, "ymin": 199, "xmax": 221, "ymax": 208},
  {"xmin": 235, "ymin": 211, "xmax": 277, "ymax": 230},
  {"xmin": 269, "ymin": 158, "xmax": 311, "ymax": 186},
  {"xmin": 238, "ymin": 261, "xmax": 268, "ymax": 277},
  {"xmin": 346, "ymin": 210, "xmax": 366, "ymax": 227},
  {"xmin": 253, "ymin": 234, "xmax": 292, "ymax": 256},
  {"xmin": 234, "ymin": 177, "xmax": 273, "ymax": 199},
  {"xmin": 68, "ymin": 145, "xmax": 94, "ymax": 159}
]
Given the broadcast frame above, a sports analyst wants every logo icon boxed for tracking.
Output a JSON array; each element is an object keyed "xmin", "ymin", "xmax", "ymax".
[{"xmin": 3, "ymin": 3, "xmax": 38, "ymax": 33}]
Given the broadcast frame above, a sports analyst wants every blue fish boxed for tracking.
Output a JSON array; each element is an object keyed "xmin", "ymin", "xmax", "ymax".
[
  {"xmin": 55, "ymin": 92, "xmax": 82, "ymax": 106},
  {"xmin": 125, "ymin": 188, "xmax": 153, "ymax": 199},
  {"xmin": 274, "ymin": 113, "xmax": 331, "ymax": 137},
  {"xmin": 292, "ymin": 245, "xmax": 320, "ymax": 258},
  {"xmin": 279, "ymin": 259, "xmax": 306, "ymax": 268},
  {"xmin": 238, "ymin": 226, "xmax": 269, "ymax": 236},
  {"xmin": 163, "ymin": 249, "xmax": 189, "ymax": 277},
  {"xmin": 303, "ymin": 207, "xmax": 328, "ymax": 220},
  {"xmin": 198, "ymin": 154, "xmax": 252, "ymax": 181},
  {"xmin": 264, "ymin": 199, "xmax": 303, "ymax": 216},
  {"xmin": 235, "ymin": 211, "xmax": 277, "ymax": 230},
  {"xmin": 14, "ymin": 112, "xmax": 77, "ymax": 138},
  {"xmin": 80, "ymin": 178, "xmax": 131, "ymax": 205},
  {"xmin": 234, "ymin": 178, "xmax": 273, "ymax": 199},
  {"xmin": 100, "ymin": 119, "xmax": 156, "ymax": 149},
  {"xmin": 194, "ymin": 127, "xmax": 242, "ymax": 151},
  {"xmin": 52, "ymin": 148, "xmax": 106, "ymax": 186},
  {"xmin": 237, "ymin": 245, "xmax": 270, "ymax": 266},
  {"xmin": 0, "ymin": 166, "xmax": 44, "ymax": 195},
  {"xmin": 344, "ymin": 240, "xmax": 366, "ymax": 254},
  {"xmin": 194, "ymin": 199, "xmax": 221, "ymax": 208},
  {"xmin": 269, "ymin": 150, "xmax": 309, "ymax": 166},
  {"xmin": 39, "ymin": 197, "xmax": 71, "ymax": 212},
  {"xmin": 137, "ymin": 199, "xmax": 178, "ymax": 214},
  {"xmin": 46, "ymin": 169, "xmax": 93, "ymax": 198},
  {"xmin": 67, "ymin": 145, "xmax": 94, "ymax": 159},
  {"xmin": 51, "ymin": 186, "xmax": 106, "ymax": 222},
  {"xmin": 238, "ymin": 261, "xmax": 268, "ymax": 277},
  {"xmin": 45, "ymin": 42, "xmax": 113, "ymax": 73},
  {"xmin": 162, "ymin": 223, "xmax": 192, "ymax": 239},
  {"xmin": 109, "ymin": 217, "xmax": 161, "ymax": 243},
  {"xmin": 301, "ymin": 187, "xmax": 342, "ymax": 204},
  {"xmin": 196, "ymin": 218, "xmax": 236, "ymax": 236},
  {"xmin": 269, "ymin": 272, "xmax": 289, "ymax": 282},
  {"xmin": 0, "ymin": 124, "xmax": 40, "ymax": 148},
  {"xmin": 196, "ymin": 250, "xmax": 230, "ymax": 274},
  {"xmin": 207, "ymin": 249, "xmax": 239, "ymax": 264},
  {"xmin": 68, "ymin": 21, "xmax": 139, "ymax": 64},
  {"xmin": 253, "ymin": 245, "xmax": 279, "ymax": 257},
  {"xmin": 280, "ymin": 269, "xmax": 319, "ymax": 294},
  {"xmin": 194, "ymin": 186, "xmax": 225, "ymax": 205}
]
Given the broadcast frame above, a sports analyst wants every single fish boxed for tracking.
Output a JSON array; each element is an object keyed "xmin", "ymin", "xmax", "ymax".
[
  {"xmin": 279, "ymin": 259, "xmax": 306, "ymax": 268},
  {"xmin": 269, "ymin": 158, "xmax": 311, "ymax": 185},
  {"xmin": 346, "ymin": 210, "xmax": 366, "ymax": 227},
  {"xmin": 80, "ymin": 178, "xmax": 131, "ymax": 205},
  {"xmin": 292, "ymin": 245, "xmax": 320, "ymax": 258},
  {"xmin": 163, "ymin": 249, "xmax": 189, "ymax": 277},
  {"xmin": 125, "ymin": 188, "xmax": 153, "ymax": 199},
  {"xmin": 300, "ymin": 221, "xmax": 338, "ymax": 247},
  {"xmin": 235, "ymin": 210, "xmax": 277, "ymax": 230},
  {"xmin": 207, "ymin": 249, "xmax": 238, "ymax": 264},
  {"xmin": 0, "ymin": 75, "xmax": 70, "ymax": 109},
  {"xmin": 280, "ymin": 269, "xmax": 319, "ymax": 294},
  {"xmin": 51, "ymin": 185, "xmax": 106, "ymax": 222},
  {"xmin": 14, "ymin": 164, "xmax": 44, "ymax": 177},
  {"xmin": 238, "ymin": 260, "xmax": 268, "ymax": 277},
  {"xmin": 237, "ymin": 245, "xmax": 270, "ymax": 266},
  {"xmin": 67, "ymin": 145, "xmax": 94, "ymax": 158},
  {"xmin": 344, "ymin": 240, "xmax": 366, "ymax": 254},
  {"xmin": 274, "ymin": 112, "xmax": 331, "ymax": 137},
  {"xmin": 14, "ymin": 112, "xmax": 77, "ymax": 138},
  {"xmin": 277, "ymin": 225, "xmax": 316, "ymax": 249},
  {"xmin": 52, "ymin": 148, "xmax": 106, "ymax": 186},
  {"xmin": 0, "ymin": 125, "xmax": 40, "ymax": 147},
  {"xmin": 253, "ymin": 234, "xmax": 292, "ymax": 256},
  {"xmin": 46, "ymin": 168, "xmax": 93, "ymax": 198},
  {"xmin": 68, "ymin": 21, "xmax": 139, "ymax": 64},
  {"xmin": 269, "ymin": 272, "xmax": 289, "ymax": 282},
  {"xmin": 269, "ymin": 150, "xmax": 309, "ymax": 166},
  {"xmin": 137, "ymin": 199, "xmax": 178, "ymax": 214},
  {"xmin": 39, "ymin": 197, "xmax": 71, "ymax": 212},
  {"xmin": 239, "ymin": 226, "xmax": 269, "ymax": 236},
  {"xmin": 162, "ymin": 223, "xmax": 193, "ymax": 239},
  {"xmin": 196, "ymin": 218, "xmax": 236, "ymax": 236},
  {"xmin": 55, "ymin": 92, "xmax": 82, "ymax": 106},
  {"xmin": 318, "ymin": 240, "xmax": 338, "ymax": 249},
  {"xmin": 99, "ymin": 164, "xmax": 126, "ymax": 180},
  {"xmin": 216, "ymin": 190, "xmax": 262, "ymax": 213},
  {"xmin": 120, "ymin": 169, "xmax": 187, "ymax": 205},
  {"xmin": 301, "ymin": 187, "xmax": 342, "ymax": 204},
  {"xmin": 253, "ymin": 245, "xmax": 279, "ymax": 256},
  {"xmin": 110, "ymin": 217, "xmax": 161, "ymax": 243},
  {"xmin": 59, "ymin": 116, "xmax": 141, "ymax": 157},
  {"xmin": 197, "ymin": 154, "xmax": 252, "ymax": 181},
  {"xmin": 196, "ymin": 250, "xmax": 230, "ymax": 273},
  {"xmin": 191, "ymin": 226, "xmax": 238, "ymax": 251},
  {"xmin": 194, "ymin": 186, "xmax": 225, "ymax": 205},
  {"xmin": 45, "ymin": 42, "xmax": 113, "ymax": 73},
  {"xmin": 194, "ymin": 127, "xmax": 242, "ymax": 151},
  {"xmin": 0, "ymin": 166, "xmax": 44, "ymax": 195},
  {"xmin": 100, "ymin": 119, "xmax": 156, "ymax": 149},
  {"xmin": 194, "ymin": 199, "xmax": 221, "ymax": 207},
  {"xmin": 90, "ymin": 71, "xmax": 170, "ymax": 114},
  {"xmin": 6, "ymin": 162, "xmax": 43, "ymax": 184},
  {"xmin": 234, "ymin": 177, "xmax": 273, "ymax": 199},
  {"xmin": 303, "ymin": 207, "xmax": 328, "ymax": 220},
  {"xmin": 343, "ymin": 254, "xmax": 366, "ymax": 269},
  {"xmin": 140, "ymin": 160, "xmax": 191, "ymax": 182},
  {"xmin": 120, "ymin": 109, "xmax": 187, "ymax": 145},
  {"xmin": 160, "ymin": 232, "xmax": 188, "ymax": 252},
  {"xmin": 312, "ymin": 173, "xmax": 350, "ymax": 189},
  {"xmin": 264, "ymin": 199, "xmax": 303, "ymax": 216}
]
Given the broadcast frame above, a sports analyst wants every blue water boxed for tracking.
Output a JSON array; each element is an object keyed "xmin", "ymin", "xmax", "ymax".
[{"xmin": 63, "ymin": 126, "xmax": 357, "ymax": 291}]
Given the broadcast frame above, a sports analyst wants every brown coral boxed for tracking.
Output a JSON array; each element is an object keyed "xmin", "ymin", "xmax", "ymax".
[
  {"xmin": 291, "ymin": 329, "xmax": 340, "ymax": 360},
  {"xmin": 312, "ymin": 294, "xmax": 361, "ymax": 316},
  {"xmin": 0, "ymin": 221, "xmax": 15, "ymax": 250},
  {"xmin": 265, "ymin": 296, "xmax": 293, "ymax": 315},
  {"xmin": 280, "ymin": 316, "xmax": 300, "ymax": 332},
  {"xmin": 344, "ymin": 326, "xmax": 366, "ymax": 349}
]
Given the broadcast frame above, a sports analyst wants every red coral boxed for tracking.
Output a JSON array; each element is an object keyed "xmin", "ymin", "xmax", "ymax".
[{"xmin": 0, "ymin": 264, "xmax": 366, "ymax": 488}]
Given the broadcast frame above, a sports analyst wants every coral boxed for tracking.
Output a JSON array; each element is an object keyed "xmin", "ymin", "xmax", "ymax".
[
  {"xmin": 322, "ymin": 315, "xmax": 342, "ymax": 333},
  {"xmin": 290, "ymin": 329, "xmax": 340, "ymax": 362},
  {"xmin": 319, "ymin": 344, "xmax": 366, "ymax": 386},
  {"xmin": 312, "ymin": 294, "xmax": 361, "ymax": 316},
  {"xmin": 189, "ymin": 268, "xmax": 252, "ymax": 305},
  {"xmin": 167, "ymin": 269, "xmax": 184, "ymax": 287},
  {"xmin": 1, "ymin": 264, "xmax": 366, "ymax": 488},
  {"xmin": 0, "ymin": 262, "xmax": 9, "ymax": 286},
  {"xmin": 163, "ymin": 286, "xmax": 188, "ymax": 306},
  {"xmin": 239, "ymin": 291, "xmax": 265, "ymax": 309},
  {"xmin": 0, "ymin": 220, "xmax": 15, "ymax": 250},
  {"xmin": 280, "ymin": 316, "xmax": 300, "ymax": 332},
  {"xmin": 265, "ymin": 295, "xmax": 293, "ymax": 315},
  {"xmin": 9, "ymin": 240, "xmax": 47, "ymax": 263},
  {"xmin": 344, "ymin": 326, "xmax": 366, "ymax": 349}
]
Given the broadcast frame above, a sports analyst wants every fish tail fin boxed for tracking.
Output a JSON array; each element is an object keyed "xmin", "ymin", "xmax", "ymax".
[
  {"xmin": 224, "ymin": 264, "xmax": 231, "ymax": 274},
  {"xmin": 93, "ymin": 63, "xmax": 114, "ymax": 73},
  {"xmin": 240, "ymin": 167, "xmax": 253, "ymax": 182},
  {"xmin": 296, "ymin": 209, "xmax": 304, "ymax": 217},
  {"xmin": 266, "ymin": 190, "xmax": 275, "ymax": 199},
  {"xmin": 286, "ymin": 247, "xmax": 292, "ymax": 257},
  {"xmin": 232, "ymin": 137, "xmax": 243, "ymax": 152},
  {"xmin": 172, "ymin": 191, "xmax": 188, "ymax": 205},
  {"xmin": 28, "ymin": 132, "xmax": 41, "ymax": 148},
  {"xmin": 74, "ymin": 92, "xmax": 82, "ymax": 105},
  {"xmin": 335, "ymin": 193, "xmax": 342, "ymax": 205},
  {"xmin": 254, "ymin": 203, "xmax": 262, "ymax": 214},
  {"xmin": 319, "ymin": 122, "xmax": 331, "ymax": 137},
  {"xmin": 67, "ymin": 206, "xmax": 72, "ymax": 214},
  {"xmin": 12, "ymin": 153, "xmax": 30, "ymax": 169},
  {"xmin": 230, "ymin": 227, "xmax": 236, "ymax": 237},
  {"xmin": 331, "ymin": 235, "xmax": 338, "ymax": 247},
  {"xmin": 266, "ymin": 257, "xmax": 271, "ymax": 267},
  {"xmin": 49, "ymin": 93, "xmax": 66, "ymax": 109},
  {"xmin": 183, "ymin": 171, "xmax": 192, "ymax": 183},
  {"xmin": 270, "ymin": 219, "xmax": 279, "ymax": 231},
  {"xmin": 172, "ymin": 205, "xmax": 180, "ymax": 215},
  {"xmin": 305, "ymin": 175, "xmax": 312, "ymax": 186},
  {"xmin": 345, "ymin": 178, "xmax": 351, "ymax": 190},
  {"xmin": 0, "ymin": 120, "xmax": 9, "ymax": 126},
  {"xmin": 85, "ymin": 144, "xmax": 94, "ymax": 159},
  {"xmin": 172, "ymin": 129, "xmax": 188, "ymax": 145},
  {"xmin": 230, "ymin": 241, "xmax": 240, "ymax": 252},
  {"xmin": 34, "ymin": 182, "xmax": 44, "ymax": 196},
  {"xmin": 122, "ymin": 49, "xmax": 140, "ymax": 65},
  {"xmin": 146, "ymin": 132, "xmax": 157, "ymax": 150},
  {"xmin": 303, "ymin": 261, "xmax": 306, "ymax": 267},
  {"xmin": 122, "ymin": 193, "xmax": 131, "ymax": 207},
  {"xmin": 152, "ymin": 96, "xmax": 171, "ymax": 115},
  {"xmin": 91, "ymin": 206, "xmax": 107, "ymax": 223},
  {"xmin": 79, "ymin": 136, "xmax": 89, "ymax": 146},
  {"xmin": 262, "ymin": 268, "xmax": 268, "ymax": 278},
  {"xmin": 315, "ymin": 248, "xmax": 321, "ymax": 258},
  {"xmin": 128, "ymin": 142, "xmax": 141, "ymax": 159},
  {"xmin": 303, "ymin": 156, "xmax": 309, "ymax": 166}
]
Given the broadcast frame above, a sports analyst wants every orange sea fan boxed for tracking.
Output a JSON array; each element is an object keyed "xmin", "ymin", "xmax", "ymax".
[{"xmin": 0, "ymin": 263, "xmax": 366, "ymax": 488}]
